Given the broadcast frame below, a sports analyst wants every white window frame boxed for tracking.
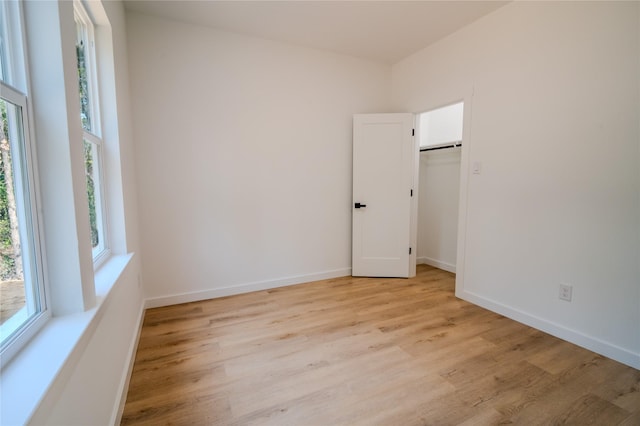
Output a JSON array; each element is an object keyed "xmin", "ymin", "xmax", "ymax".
[
  {"xmin": 74, "ymin": 1, "xmax": 109, "ymax": 266},
  {"xmin": 0, "ymin": 1, "xmax": 49, "ymax": 366},
  {"xmin": 0, "ymin": 0, "xmax": 25, "ymax": 90}
]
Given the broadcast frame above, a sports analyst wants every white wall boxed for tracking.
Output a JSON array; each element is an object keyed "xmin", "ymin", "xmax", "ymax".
[
  {"xmin": 417, "ymin": 149, "xmax": 461, "ymax": 272},
  {"xmin": 393, "ymin": 1, "xmax": 640, "ymax": 368},
  {"xmin": 126, "ymin": 12, "xmax": 390, "ymax": 306},
  {"xmin": 28, "ymin": 257, "xmax": 143, "ymax": 425},
  {"xmin": 26, "ymin": 1, "xmax": 145, "ymax": 424},
  {"xmin": 18, "ymin": 5, "xmax": 635, "ymax": 424},
  {"xmin": 419, "ymin": 102, "xmax": 464, "ymax": 148}
]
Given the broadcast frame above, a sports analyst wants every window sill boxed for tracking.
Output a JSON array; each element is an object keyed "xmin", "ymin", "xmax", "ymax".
[
  {"xmin": 93, "ymin": 247, "xmax": 111, "ymax": 270},
  {"xmin": 0, "ymin": 253, "xmax": 133, "ymax": 425}
]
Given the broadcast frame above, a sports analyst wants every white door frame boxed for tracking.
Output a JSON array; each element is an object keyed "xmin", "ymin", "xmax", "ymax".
[{"xmin": 413, "ymin": 88, "xmax": 474, "ymax": 296}]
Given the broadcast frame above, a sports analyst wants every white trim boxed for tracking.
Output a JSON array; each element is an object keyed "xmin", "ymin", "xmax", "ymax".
[
  {"xmin": 18, "ymin": 0, "xmax": 49, "ymax": 341},
  {"xmin": 145, "ymin": 268, "xmax": 352, "ymax": 309},
  {"xmin": 74, "ymin": 0, "xmax": 101, "ymax": 137},
  {"xmin": 82, "ymin": 129, "xmax": 101, "ymax": 146},
  {"xmin": 84, "ymin": 134, "xmax": 109, "ymax": 260},
  {"xmin": 110, "ymin": 299, "xmax": 145, "ymax": 426},
  {"xmin": 0, "ymin": 0, "xmax": 27, "ymax": 92},
  {"xmin": 457, "ymin": 289, "xmax": 640, "ymax": 370},
  {"xmin": 92, "ymin": 247, "xmax": 111, "ymax": 270},
  {"xmin": 75, "ymin": 0, "xmax": 110, "ymax": 265},
  {"xmin": 417, "ymin": 256, "xmax": 456, "ymax": 273},
  {"xmin": 0, "ymin": 254, "xmax": 134, "ymax": 425},
  {"xmin": 409, "ymin": 114, "xmax": 419, "ymax": 278},
  {"xmin": 454, "ymin": 88, "xmax": 474, "ymax": 301},
  {"xmin": 73, "ymin": 0, "xmax": 111, "ymax": 270},
  {"xmin": 0, "ymin": 81, "xmax": 49, "ymax": 366}
]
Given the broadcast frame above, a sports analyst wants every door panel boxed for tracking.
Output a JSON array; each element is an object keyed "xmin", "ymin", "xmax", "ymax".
[{"xmin": 352, "ymin": 113, "xmax": 415, "ymax": 277}]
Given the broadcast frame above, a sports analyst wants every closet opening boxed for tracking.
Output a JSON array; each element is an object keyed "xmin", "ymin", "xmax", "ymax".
[{"xmin": 416, "ymin": 101, "xmax": 463, "ymax": 273}]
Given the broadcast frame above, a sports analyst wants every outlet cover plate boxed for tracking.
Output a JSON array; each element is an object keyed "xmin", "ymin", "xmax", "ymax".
[{"xmin": 559, "ymin": 284, "xmax": 572, "ymax": 302}]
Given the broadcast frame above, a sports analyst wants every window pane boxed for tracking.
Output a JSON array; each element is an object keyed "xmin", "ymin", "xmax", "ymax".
[
  {"xmin": 75, "ymin": 4, "xmax": 107, "ymax": 262},
  {"xmin": 75, "ymin": 21, "xmax": 91, "ymax": 132},
  {"xmin": 84, "ymin": 140, "xmax": 99, "ymax": 248},
  {"xmin": 0, "ymin": 1, "xmax": 27, "ymax": 95},
  {"xmin": 0, "ymin": 97, "xmax": 40, "ymax": 345},
  {"xmin": 0, "ymin": 3, "xmax": 8, "ymax": 82}
]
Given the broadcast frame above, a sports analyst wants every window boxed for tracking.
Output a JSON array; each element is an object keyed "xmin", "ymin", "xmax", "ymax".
[
  {"xmin": 74, "ymin": 2, "xmax": 108, "ymax": 262},
  {"xmin": 0, "ymin": 1, "xmax": 47, "ymax": 362}
]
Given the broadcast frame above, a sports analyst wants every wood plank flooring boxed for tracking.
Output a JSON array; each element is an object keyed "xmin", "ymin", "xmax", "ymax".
[{"xmin": 121, "ymin": 265, "xmax": 640, "ymax": 425}]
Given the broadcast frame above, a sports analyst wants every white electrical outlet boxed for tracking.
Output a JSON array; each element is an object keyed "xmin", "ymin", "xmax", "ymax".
[{"xmin": 559, "ymin": 284, "xmax": 572, "ymax": 302}]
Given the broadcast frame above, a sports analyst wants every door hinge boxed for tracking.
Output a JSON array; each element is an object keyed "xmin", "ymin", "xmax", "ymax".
[
  {"xmin": 412, "ymin": 129, "xmax": 415, "ymax": 136},
  {"xmin": 409, "ymin": 247, "xmax": 412, "ymax": 255}
]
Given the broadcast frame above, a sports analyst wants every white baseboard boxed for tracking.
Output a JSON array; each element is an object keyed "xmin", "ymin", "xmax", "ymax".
[
  {"xmin": 417, "ymin": 256, "xmax": 456, "ymax": 273},
  {"xmin": 457, "ymin": 289, "xmax": 640, "ymax": 370},
  {"xmin": 144, "ymin": 267, "xmax": 352, "ymax": 309},
  {"xmin": 110, "ymin": 300, "xmax": 146, "ymax": 426}
]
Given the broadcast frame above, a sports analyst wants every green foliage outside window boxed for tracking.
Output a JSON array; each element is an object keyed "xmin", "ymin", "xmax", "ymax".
[
  {"xmin": 84, "ymin": 141, "xmax": 98, "ymax": 248},
  {"xmin": 76, "ymin": 41, "xmax": 91, "ymax": 132},
  {"xmin": 0, "ymin": 102, "xmax": 15, "ymax": 279},
  {"xmin": 0, "ymin": 100, "xmax": 22, "ymax": 281},
  {"xmin": 77, "ymin": 38, "xmax": 99, "ymax": 249}
]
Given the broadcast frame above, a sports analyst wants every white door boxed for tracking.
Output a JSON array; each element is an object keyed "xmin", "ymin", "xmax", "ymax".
[{"xmin": 352, "ymin": 113, "xmax": 417, "ymax": 278}]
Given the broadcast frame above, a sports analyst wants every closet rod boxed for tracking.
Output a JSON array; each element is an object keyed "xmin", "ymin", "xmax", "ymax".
[{"xmin": 420, "ymin": 143, "xmax": 462, "ymax": 152}]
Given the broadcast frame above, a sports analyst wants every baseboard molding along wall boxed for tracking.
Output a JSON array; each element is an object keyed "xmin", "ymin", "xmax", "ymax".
[
  {"xmin": 457, "ymin": 289, "xmax": 640, "ymax": 370},
  {"xmin": 144, "ymin": 268, "xmax": 353, "ymax": 309},
  {"xmin": 417, "ymin": 256, "xmax": 456, "ymax": 273}
]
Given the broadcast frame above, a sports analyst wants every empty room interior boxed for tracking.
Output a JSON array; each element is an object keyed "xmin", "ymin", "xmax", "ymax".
[{"xmin": 0, "ymin": 0, "xmax": 639, "ymax": 424}]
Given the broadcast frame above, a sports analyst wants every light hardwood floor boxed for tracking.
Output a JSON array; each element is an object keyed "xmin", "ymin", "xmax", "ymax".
[{"xmin": 121, "ymin": 265, "xmax": 640, "ymax": 425}]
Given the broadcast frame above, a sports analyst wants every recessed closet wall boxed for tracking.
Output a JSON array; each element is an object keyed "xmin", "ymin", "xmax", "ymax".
[
  {"xmin": 417, "ymin": 148, "xmax": 461, "ymax": 273},
  {"xmin": 416, "ymin": 103, "xmax": 464, "ymax": 273}
]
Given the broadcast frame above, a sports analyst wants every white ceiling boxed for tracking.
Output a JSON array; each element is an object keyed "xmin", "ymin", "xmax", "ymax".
[{"xmin": 123, "ymin": 1, "xmax": 508, "ymax": 64}]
